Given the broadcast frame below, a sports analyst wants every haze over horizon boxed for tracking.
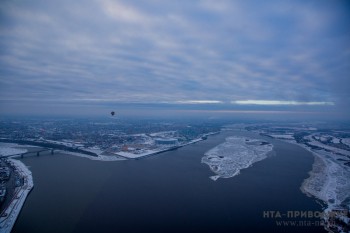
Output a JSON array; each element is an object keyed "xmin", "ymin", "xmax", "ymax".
[{"xmin": 1, "ymin": 0, "xmax": 349, "ymax": 119}]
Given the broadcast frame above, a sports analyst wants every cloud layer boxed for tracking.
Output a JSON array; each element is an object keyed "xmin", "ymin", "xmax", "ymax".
[
  {"xmin": 0, "ymin": 0, "xmax": 349, "ymax": 116},
  {"xmin": 232, "ymin": 100, "xmax": 334, "ymax": 106}
]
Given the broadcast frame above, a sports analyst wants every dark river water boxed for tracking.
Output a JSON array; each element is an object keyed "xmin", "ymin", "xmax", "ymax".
[{"xmin": 12, "ymin": 131, "xmax": 326, "ymax": 233}]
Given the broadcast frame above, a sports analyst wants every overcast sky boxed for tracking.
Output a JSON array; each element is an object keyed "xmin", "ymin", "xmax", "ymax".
[{"xmin": 0, "ymin": 0, "xmax": 349, "ymax": 118}]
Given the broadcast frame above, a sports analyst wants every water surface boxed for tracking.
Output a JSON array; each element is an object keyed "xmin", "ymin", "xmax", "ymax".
[{"xmin": 13, "ymin": 131, "xmax": 325, "ymax": 233}]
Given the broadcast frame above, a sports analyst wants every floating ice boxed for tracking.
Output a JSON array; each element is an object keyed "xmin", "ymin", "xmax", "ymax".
[{"xmin": 202, "ymin": 136, "xmax": 273, "ymax": 180}]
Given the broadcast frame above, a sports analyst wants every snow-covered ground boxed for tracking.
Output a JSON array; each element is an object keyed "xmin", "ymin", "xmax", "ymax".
[
  {"xmin": 61, "ymin": 151, "xmax": 126, "ymax": 161},
  {"xmin": 342, "ymin": 138, "xmax": 350, "ymax": 147},
  {"xmin": 83, "ymin": 146, "xmax": 104, "ymax": 155},
  {"xmin": 300, "ymin": 147, "xmax": 350, "ymax": 232},
  {"xmin": 0, "ymin": 143, "xmax": 28, "ymax": 157},
  {"xmin": 149, "ymin": 131, "xmax": 176, "ymax": 137},
  {"xmin": 301, "ymin": 151, "xmax": 350, "ymax": 208},
  {"xmin": 115, "ymin": 150, "xmax": 160, "ymax": 159},
  {"xmin": 249, "ymin": 126, "xmax": 350, "ymax": 231},
  {"xmin": 201, "ymin": 136, "xmax": 273, "ymax": 181},
  {"xmin": 0, "ymin": 159, "xmax": 34, "ymax": 233},
  {"xmin": 142, "ymin": 135, "xmax": 154, "ymax": 145},
  {"xmin": 305, "ymin": 135, "xmax": 350, "ymax": 156},
  {"xmin": 331, "ymin": 137, "xmax": 341, "ymax": 144},
  {"xmin": 39, "ymin": 139, "xmax": 86, "ymax": 149},
  {"xmin": 273, "ymin": 133, "xmax": 350, "ymax": 213},
  {"xmin": 115, "ymin": 140, "xmax": 201, "ymax": 159},
  {"xmin": 114, "ymin": 134, "xmax": 214, "ymax": 159},
  {"xmin": 40, "ymin": 136, "xmax": 202, "ymax": 160},
  {"xmin": 239, "ymin": 125, "xmax": 350, "ymax": 231},
  {"xmin": 274, "ymin": 132, "xmax": 350, "ymax": 232},
  {"xmin": 268, "ymin": 134, "xmax": 294, "ymax": 140}
]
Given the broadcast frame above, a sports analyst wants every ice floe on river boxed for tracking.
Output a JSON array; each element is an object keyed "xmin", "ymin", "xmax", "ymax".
[{"xmin": 201, "ymin": 136, "xmax": 273, "ymax": 181}]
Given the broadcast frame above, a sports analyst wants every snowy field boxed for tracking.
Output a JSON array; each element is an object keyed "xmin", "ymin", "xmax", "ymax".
[
  {"xmin": 0, "ymin": 143, "xmax": 28, "ymax": 157},
  {"xmin": 288, "ymin": 134, "xmax": 350, "ymax": 231},
  {"xmin": 342, "ymin": 138, "xmax": 350, "ymax": 147},
  {"xmin": 114, "ymin": 136, "xmax": 208, "ymax": 159},
  {"xmin": 301, "ymin": 151, "xmax": 350, "ymax": 209},
  {"xmin": 300, "ymin": 149, "xmax": 350, "ymax": 231},
  {"xmin": 304, "ymin": 135, "xmax": 350, "ymax": 157},
  {"xmin": 62, "ymin": 151, "xmax": 126, "ymax": 161},
  {"xmin": 201, "ymin": 136, "xmax": 273, "ymax": 181},
  {"xmin": 289, "ymin": 135, "xmax": 350, "ymax": 211},
  {"xmin": 268, "ymin": 134, "xmax": 294, "ymax": 140}
]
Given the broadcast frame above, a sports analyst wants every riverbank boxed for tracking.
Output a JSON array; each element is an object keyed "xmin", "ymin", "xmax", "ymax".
[
  {"xmin": 263, "ymin": 135, "xmax": 350, "ymax": 232},
  {"xmin": 0, "ymin": 158, "xmax": 34, "ymax": 233},
  {"xmin": 102, "ymin": 132, "xmax": 219, "ymax": 160},
  {"xmin": 298, "ymin": 144, "xmax": 350, "ymax": 232}
]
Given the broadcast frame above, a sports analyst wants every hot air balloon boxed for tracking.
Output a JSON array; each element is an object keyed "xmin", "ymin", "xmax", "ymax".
[{"xmin": 111, "ymin": 111, "xmax": 115, "ymax": 116}]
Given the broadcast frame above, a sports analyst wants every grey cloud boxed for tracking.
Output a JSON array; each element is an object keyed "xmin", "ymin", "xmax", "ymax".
[{"xmin": 0, "ymin": 0, "xmax": 349, "ymax": 117}]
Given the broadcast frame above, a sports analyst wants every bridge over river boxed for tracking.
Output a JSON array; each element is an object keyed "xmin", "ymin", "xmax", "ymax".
[{"xmin": 1, "ymin": 148, "xmax": 55, "ymax": 159}]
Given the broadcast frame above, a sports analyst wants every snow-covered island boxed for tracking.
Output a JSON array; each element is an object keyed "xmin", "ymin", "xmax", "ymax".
[{"xmin": 202, "ymin": 136, "xmax": 273, "ymax": 181}]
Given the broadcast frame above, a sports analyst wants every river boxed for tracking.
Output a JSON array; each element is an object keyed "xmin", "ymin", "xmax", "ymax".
[{"xmin": 12, "ymin": 131, "xmax": 326, "ymax": 233}]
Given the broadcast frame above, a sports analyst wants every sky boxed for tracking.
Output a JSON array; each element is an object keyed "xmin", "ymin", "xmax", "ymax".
[{"xmin": 0, "ymin": 0, "xmax": 349, "ymax": 119}]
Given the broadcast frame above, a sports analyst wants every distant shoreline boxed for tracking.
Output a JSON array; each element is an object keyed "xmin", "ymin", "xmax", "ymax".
[
  {"xmin": 1, "ymin": 132, "xmax": 220, "ymax": 162},
  {"xmin": 260, "ymin": 135, "xmax": 350, "ymax": 232},
  {"xmin": 115, "ymin": 131, "xmax": 220, "ymax": 160},
  {"xmin": 0, "ymin": 139, "xmax": 99, "ymax": 157}
]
